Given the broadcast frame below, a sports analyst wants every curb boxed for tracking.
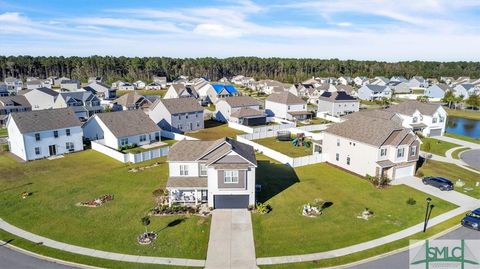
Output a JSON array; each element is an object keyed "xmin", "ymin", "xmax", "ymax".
[{"xmin": 0, "ymin": 238, "xmax": 104, "ymax": 269}]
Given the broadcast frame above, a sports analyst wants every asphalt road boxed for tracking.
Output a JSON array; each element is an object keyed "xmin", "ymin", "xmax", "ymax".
[
  {"xmin": 0, "ymin": 243, "xmax": 78, "ymax": 269},
  {"xmin": 350, "ymin": 226, "xmax": 480, "ymax": 269},
  {"xmin": 461, "ymin": 149, "xmax": 480, "ymax": 170}
]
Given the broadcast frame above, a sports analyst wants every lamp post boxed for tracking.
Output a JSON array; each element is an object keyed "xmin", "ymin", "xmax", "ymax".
[{"xmin": 423, "ymin": 197, "xmax": 432, "ymax": 232}]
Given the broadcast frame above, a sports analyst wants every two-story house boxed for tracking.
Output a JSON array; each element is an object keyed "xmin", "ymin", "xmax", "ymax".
[
  {"xmin": 60, "ymin": 79, "xmax": 80, "ymax": 91},
  {"xmin": 82, "ymin": 110, "xmax": 161, "ymax": 149},
  {"xmin": 83, "ymin": 81, "xmax": 117, "ymax": 100},
  {"xmin": 4, "ymin": 77, "xmax": 23, "ymax": 93},
  {"xmin": 265, "ymin": 91, "xmax": 311, "ymax": 121},
  {"xmin": 7, "ymin": 108, "xmax": 84, "ymax": 161},
  {"xmin": 214, "ymin": 96, "xmax": 264, "ymax": 123},
  {"xmin": 152, "ymin": 76, "xmax": 167, "ymax": 88},
  {"xmin": 408, "ymin": 76, "xmax": 428, "ymax": 89},
  {"xmin": 20, "ymin": 87, "xmax": 59, "ymax": 110},
  {"xmin": 385, "ymin": 101, "xmax": 447, "ymax": 137},
  {"xmin": 149, "ymin": 97, "xmax": 204, "ymax": 133},
  {"xmin": 166, "ymin": 137, "xmax": 257, "ymax": 209},
  {"xmin": 425, "ymin": 84, "xmax": 452, "ymax": 99},
  {"xmin": 316, "ymin": 91, "xmax": 359, "ymax": 117},
  {"xmin": 163, "ymin": 84, "xmax": 200, "ymax": 99},
  {"xmin": 357, "ymin": 85, "xmax": 392, "ymax": 100},
  {"xmin": 0, "ymin": 96, "xmax": 32, "ymax": 127},
  {"xmin": 320, "ymin": 113, "xmax": 420, "ymax": 180},
  {"xmin": 112, "ymin": 92, "xmax": 152, "ymax": 112},
  {"xmin": 53, "ymin": 91, "xmax": 103, "ymax": 119},
  {"xmin": 0, "ymin": 83, "xmax": 10, "ymax": 96}
]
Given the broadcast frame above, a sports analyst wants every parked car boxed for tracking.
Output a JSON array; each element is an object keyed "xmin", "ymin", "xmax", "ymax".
[
  {"xmin": 422, "ymin": 176, "xmax": 454, "ymax": 191},
  {"xmin": 461, "ymin": 208, "xmax": 480, "ymax": 231}
]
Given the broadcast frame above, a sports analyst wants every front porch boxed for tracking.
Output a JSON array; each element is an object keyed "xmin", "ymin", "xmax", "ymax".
[
  {"xmin": 166, "ymin": 176, "xmax": 209, "ymax": 206},
  {"xmin": 376, "ymin": 160, "xmax": 395, "ymax": 179}
]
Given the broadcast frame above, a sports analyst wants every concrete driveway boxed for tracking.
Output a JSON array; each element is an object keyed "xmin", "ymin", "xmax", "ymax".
[
  {"xmin": 461, "ymin": 149, "xmax": 480, "ymax": 170},
  {"xmin": 205, "ymin": 209, "xmax": 258, "ymax": 269}
]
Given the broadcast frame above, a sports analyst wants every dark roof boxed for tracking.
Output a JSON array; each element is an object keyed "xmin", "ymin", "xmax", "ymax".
[
  {"xmin": 266, "ymin": 91, "xmax": 306, "ymax": 105},
  {"xmin": 21, "ymin": 87, "xmax": 59, "ymax": 97},
  {"xmin": 94, "ymin": 110, "xmax": 160, "ymax": 138},
  {"xmin": 154, "ymin": 97, "xmax": 203, "ymax": 114},
  {"xmin": 0, "ymin": 96, "xmax": 31, "ymax": 108},
  {"xmin": 10, "ymin": 108, "xmax": 81, "ymax": 133},
  {"xmin": 318, "ymin": 91, "xmax": 357, "ymax": 102}
]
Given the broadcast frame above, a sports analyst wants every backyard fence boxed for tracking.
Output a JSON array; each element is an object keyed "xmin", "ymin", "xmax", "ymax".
[
  {"xmin": 227, "ymin": 120, "xmax": 296, "ymax": 134},
  {"xmin": 161, "ymin": 130, "xmax": 198, "ymax": 140},
  {"xmin": 91, "ymin": 140, "xmax": 170, "ymax": 164},
  {"xmin": 316, "ymin": 112, "xmax": 344, "ymax": 123}
]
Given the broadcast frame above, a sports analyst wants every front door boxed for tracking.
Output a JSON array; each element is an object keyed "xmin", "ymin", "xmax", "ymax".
[
  {"xmin": 190, "ymin": 122, "xmax": 193, "ymax": 130},
  {"xmin": 48, "ymin": 145, "xmax": 57, "ymax": 156}
]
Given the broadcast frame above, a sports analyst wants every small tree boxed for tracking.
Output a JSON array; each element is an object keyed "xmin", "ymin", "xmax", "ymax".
[
  {"xmin": 152, "ymin": 188, "xmax": 168, "ymax": 206},
  {"xmin": 442, "ymin": 90, "xmax": 455, "ymax": 109},
  {"xmin": 466, "ymin": 93, "xmax": 480, "ymax": 110},
  {"xmin": 141, "ymin": 216, "xmax": 151, "ymax": 234}
]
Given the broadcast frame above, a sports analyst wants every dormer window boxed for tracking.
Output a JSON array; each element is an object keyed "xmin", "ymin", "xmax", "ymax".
[
  {"xmin": 412, "ymin": 117, "xmax": 418, "ymax": 123},
  {"xmin": 397, "ymin": 148, "xmax": 405, "ymax": 158},
  {"xmin": 432, "ymin": 117, "xmax": 437, "ymax": 123},
  {"xmin": 410, "ymin": 146, "xmax": 417, "ymax": 156}
]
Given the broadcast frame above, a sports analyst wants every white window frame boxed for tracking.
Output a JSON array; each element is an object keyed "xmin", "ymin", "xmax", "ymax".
[
  {"xmin": 199, "ymin": 163, "xmax": 207, "ymax": 176},
  {"xmin": 139, "ymin": 134, "xmax": 146, "ymax": 142},
  {"xmin": 120, "ymin": 138, "xmax": 128, "ymax": 146},
  {"xmin": 66, "ymin": 142, "xmax": 74, "ymax": 152},
  {"xmin": 224, "ymin": 170, "xmax": 239, "ymax": 184},
  {"xmin": 180, "ymin": 165, "xmax": 189, "ymax": 176},
  {"xmin": 397, "ymin": 148, "xmax": 405, "ymax": 158},
  {"xmin": 380, "ymin": 148, "xmax": 387, "ymax": 156},
  {"xmin": 410, "ymin": 146, "xmax": 417, "ymax": 156},
  {"xmin": 35, "ymin": 147, "xmax": 41, "ymax": 155}
]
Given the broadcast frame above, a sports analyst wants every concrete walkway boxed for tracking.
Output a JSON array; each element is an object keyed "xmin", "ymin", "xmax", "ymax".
[
  {"xmin": 445, "ymin": 146, "xmax": 468, "ymax": 159},
  {"xmin": 205, "ymin": 209, "xmax": 257, "ymax": 269},
  {"xmin": 435, "ymin": 136, "xmax": 480, "ymax": 149},
  {"xmin": 0, "ymin": 218, "xmax": 205, "ymax": 267}
]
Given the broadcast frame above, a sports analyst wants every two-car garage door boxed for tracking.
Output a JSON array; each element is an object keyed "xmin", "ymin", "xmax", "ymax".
[
  {"xmin": 213, "ymin": 195, "xmax": 249, "ymax": 209},
  {"xmin": 394, "ymin": 164, "xmax": 415, "ymax": 180},
  {"xmin": 429, "ymin": 128, "xmax": 443, "ymax": 137}
]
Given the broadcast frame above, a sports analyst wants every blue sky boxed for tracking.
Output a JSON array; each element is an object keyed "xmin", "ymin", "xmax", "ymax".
[{"xmin": 1, "ymin": 0, "xmax": 479, "ymax": 61}]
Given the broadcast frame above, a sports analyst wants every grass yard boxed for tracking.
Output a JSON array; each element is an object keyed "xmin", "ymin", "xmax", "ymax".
[
  {"xmin": 451, "ymin": 147, "xmax": 470, "ymax": 159},
  {"xmin": 253, "ymin": 137, "xmax": 313, "ymax": 157},
  {"xmin": 445, "ymin": 132, "xmax": 480, "ymax": 144},
  {"xmin": 420, "ymin": 137, "xmax": 460, "ymax": 156},
  {"xmin": 252, "ymin": 155, "xmax": 457, "ymax": 257},
  {"xmin": 417, "ymin": 160, "xmax": 480, "ymax": 199},
  {"xmin": 117, "ymin": 90, "xmax": 166, "ymax": 98},
  {"xmin": 412, "ymin": 89, "xmax": 425, "ymax": 94},
  {"xmin": 297, "ymin": 117, "xmax": 330, "ymax": 126},
  {"xmin": 186, "ymin": 120, "xmax": 245, "ymax": 140},
  {"xmin": 0, "ymin": 128, "xmax": 7, "ymax": 137},
  {"xmin": 0, "ymin": 150, "xmax": 210, "ymax": 259},
  {"xmin": 446, "ymin": 109, "xmax": 480, "ymax": 121}
]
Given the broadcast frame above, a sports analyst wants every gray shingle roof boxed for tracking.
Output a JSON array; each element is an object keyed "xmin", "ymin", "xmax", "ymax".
[
  {"xmin": 318, "ymin": 91, "xmax": 357, "ymax": 102},
  {"xmin": 266, "ymin": 91, "xmax": 306, "ymax": 105},
  {"xmin": 10, "ymin": 108, "xmax": 81, "ymax": 133},
  {"xmin": 0, "ymin": 96, "xmax": 31, "ymax": 108},
  {"xmin": 222, "ymin": 96, "xmax": 260, "ymax": 108},
  {"xmin": 166, "ymin": 177, "xmax": 208, "ymax": 188},
  {"xmin": 21, "ymin": 87, "xmax": 59, "ymax": 97},
  {"xmin": 385, "ymin": 101, "xmax": 441, "ymax": 116},
  {"xmin": 95, "ymin": 110, "xmax": 160, "ymax": 138},
  {"xmin": 364, "ymin": 85, "xmax": 389, "ymax": 93},
  {"xmin": 230, "ymin": 107, "xmax": 265, "ymax": 118},
  {"xmin": 113, "ymin": 92, "xmax": 150, "ymax": 108},
  {"xmin": 154, "ymin": 97, "xmax": 203, "ymax": 114}
]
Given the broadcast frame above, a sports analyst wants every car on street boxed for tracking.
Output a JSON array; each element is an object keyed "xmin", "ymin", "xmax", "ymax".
[
  {"xmin": 422, "ymin": 176, "xmax": 454, "ymax": 191},
  {"xmin": 461, "ymin": 208, "xmax": 480, "ymax": 231}
]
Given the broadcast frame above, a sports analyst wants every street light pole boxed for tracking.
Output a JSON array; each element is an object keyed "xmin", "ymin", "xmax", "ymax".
[{"xmin": 423, "ymin": 197, "xmax": 432, "ymax": 232}]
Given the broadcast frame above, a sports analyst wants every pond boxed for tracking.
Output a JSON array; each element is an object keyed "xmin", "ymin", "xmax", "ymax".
[{"xmin": 446, "ymin": 116, "xmax": 480, "ymax": 138}]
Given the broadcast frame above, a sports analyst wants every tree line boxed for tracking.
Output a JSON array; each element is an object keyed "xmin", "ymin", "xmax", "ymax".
[{"xmin": 1, "ymin": 56, "xmax": 480, "ymax": 84}]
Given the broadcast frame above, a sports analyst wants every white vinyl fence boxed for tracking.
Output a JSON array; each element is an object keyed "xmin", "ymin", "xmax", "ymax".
[
  {"xmin": 316, "ymin": 112, "xmax": 344, "ymax": 123},
  {"xmin": 91, "ymin": 140, "xmax": 170, "ymax": 164},
  {"xmin": 228, "ymin": 121, "xmax": 296, "ymax": 134},
  {"xmin": 161, "ymin": 130, "xmax": 198, "ymax": 140}
]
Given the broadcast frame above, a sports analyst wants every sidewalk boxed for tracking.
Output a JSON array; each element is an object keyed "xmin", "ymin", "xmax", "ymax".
[
  {"xmin": 0, "ymin": 218, "xmax": 205, "ymax": 267},
  {"xmin": 421, "ymin": 151, "xmax": 480, "ymax": 175},
  {"xmin": 435, "ymin": 136, "xmax": 480, "ymax": 149}
]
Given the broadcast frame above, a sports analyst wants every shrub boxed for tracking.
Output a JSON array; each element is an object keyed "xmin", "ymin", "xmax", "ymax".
[
  {"xmin": 406, "ymin": 197, "xmax": 417, "ymax": 205},
  {"xmin": 422, "ymin": 141, "xmax": 431, "ymax": 152},
  {"xmin": 255, "ymin": 202, "xmax": 272, "ymax": 214},
  {"xmin": 1, "ymin": 144, "xmax": 9, "ymax": 152}
]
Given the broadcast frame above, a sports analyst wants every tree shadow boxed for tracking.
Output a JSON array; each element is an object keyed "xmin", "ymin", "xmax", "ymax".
[
  {"xmin": 203, "ymin": 119, "xmax": 224, "ymax": 129},
  {"xmin": 255, "ymin": 160, "xmax": 300, "ymax": 203},
  {"xmin": 0, "ymin": 239, "xmax": 14, "ymax": 246},
  {"xmin": 0, "ymin": 182, "xmax": 33, "ymax": 193},
  {"xmin": 156, "ymin": 217, "xmax": 186, "ymax": 233},
  {"xmin": 416, "ymin": 156, "xmax": 426, "ymax": 171}
]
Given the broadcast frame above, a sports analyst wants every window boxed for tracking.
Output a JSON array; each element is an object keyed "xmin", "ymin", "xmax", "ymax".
[
  {"xmin": 380, "ymin": 148, "xmax": 387, "ymax": 156},
  {"xmin": 410, "ymin": 146, "xmax": 417, "ymax": 156},
  {"xmin": 186, "ymin": 114, "xmax": 189, "ymax": 119},
  {"xmin": 139, "ymin": 135, "xmax": 146, "ymax": 142},
  {"xmin": 179, "ymin": 124, "xmax": 183, "ymax": 130},
  {"xmin": 200, "ymin": 164, "xmax": 207, "ymax": 176},
  {"xmin": 335, "ymin": 153, "xmax": 339, "ymax": 161},
  {"xmin": 224, "ymin": 170, "xmax": 239, "ymax": 183},
  {"xmin": 197, "ymin": 122, "xmax": 200, "ymax": 127},
  {"xmin": 288, "ymin": 105, "xmax": 291, "ymax": 110},
  {"xmin": 180, "ymin": 165, "xmax": 189, "ymax": 176},
  {"xmin": 35, "ymin": 133, "xmax": 40, "ymax": 141},
  {"xmin": 412, "ymin": 117, "xmax": 418, "ymax": 123},
  {"xmin": 53, "ymin": 130, "xmax": 58, "ymax": 138},
  {"xmin": 397, "ymin": 148, "xmax": 405, "ymax": 158},
  {"xmin": 336, "ymin": 139, "xmax": 340, "ymax": 146},
  {"xmin": 439, "ymin": 116, "xmax": 444, "ymax": 123},
  {"xmin": 432, "ymin": 117, "xmax": 437, "ymax": 123},
  {"xmin": 35, "ymin": 147, "xmax": 41, "ymax": 155},
  {"xmin": 347, "ymin": 157, "xmax": 351, "ymax": 165},
  {"xmin": 120, "ymin": 138, "xmax": 128, "ymax": 146},
  {"xmin": 66, "ymin": 129, "xmax": 71, "ymax": 136},
  {"xmin": 66, "ymin": 142, "xmax": 74, "ymax": 152}
]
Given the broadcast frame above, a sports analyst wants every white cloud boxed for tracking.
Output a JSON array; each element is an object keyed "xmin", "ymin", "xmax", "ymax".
[{"xmin": 193, "ymin": 23, "xmax": 243, "ymax": 38}]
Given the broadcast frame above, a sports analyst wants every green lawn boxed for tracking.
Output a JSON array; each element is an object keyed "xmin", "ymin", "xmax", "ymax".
[
  {"xmin": 253, "ymin": 137, "xmax": 313, "ymax": 157},
  {"xmin": 204, "ymin": 104, "xmax": 216, "ymax": 111},
  {"xmin": 451, "ymin": 147, "xmax": 470, "ymax": 159},
  {"xmin": 0, "ymin": 128, "xmax": 7, "ymax": 137},
  {"xmin": 252, "ymin": 155, "xmax": 457, "ymax": 257},
  {"xmin": 412, "ymin": 89, "xmax": 425, "ymax": 94},
  {"xmin": 446, "ymin": 109, "xmax": 480, "ymax": 120},
  {"xmin": 186, "ymin": 120, "xmax": 245, "ymax": 140},
  {"xmin": 445, "ymin": 132, "xmax": 480, "ymax": 144},
  {"xmin": 117, "ymin": 90, "xmax": 166, "ymax": 97},
  {"xmin": 417, "ymin": 159, "xmax": 480, "ymax": 198},
  {"xmin": 420, "ymin": 137, "xmax": 460, "ymax": 156},
  {"xmin": 0, "ymin": 151, "xmax": 210, "ymax": 259},
  {"xmin": 297, "ymin": 117, "xmax": 330, "ymax": 126}
]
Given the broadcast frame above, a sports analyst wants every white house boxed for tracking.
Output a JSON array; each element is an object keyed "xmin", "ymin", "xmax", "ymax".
[
  {"xmin": 265, "ymin": 91, "xmax": 311, "ymax": 121},
  {"xmin": 112, "ymin": 81, "xmax": 135, "ymax": 91},
  {"xmin": 337, "ymin": 76, "xmax": 352, "ymax": 85},
  {"xmin": 319, "ymin": 113, "xmax": 420, "ymax": 180},
  {"xmin": 166, "ymin": 137, "xmax": 257, "ymax": 209},
  {"xmin": 4, "ymin": 77, "xmax": 23, "ymax": 93},
  {"xmin": 408, "ymin": 76, "xmax": 428, "ymax": 89},
  {"xmin": 26, "ymin": 79, "xmax": 50, "ymax": 90},
  {"xmin": 387, "ymin": 81, "xmax": 411, "ymax": 94},
  {"xmin": 214, "ymin": 96, "xmax": 265, "ymax": 125},
  {"xmin": 425, "ymin": 84, "xmax": 452, "ymax": 99},
  {"xmin": 369, "ymin": 76, "xmax": 390, "ymax": 86},
  {"xmin": 149, "ymin": 97, "xmax": 204, "ymax": 133},
  {"xmin": 453, "ymin": 84, "xmax": 475, "ymax": 99},
  {"xmin": 60, "ymin": 80, "xmax": 80, "ymax": 91},
  {"xmin": 357, "ymin": 85, "xmax": 392, "ymax": 100},
  {"xmin": 390, "ymin": 76, "xmax": 408, "ymax": 83},
  {"xmin": 145, "ymin": 82, "xmax": 163, "ymax": 90},
  {"xmin": 20, "ymin": 87, "xmax": 59, "ymax": 110},
  {"xmin": 164, "ymin": 84, "xmax": 200, "ymax": 99},
  {"xmin": 385, "ymin": 101, "xmax": 447, "ymax": 137},
  {"xmin": 112, "ymin": 92, "xmax": 153, "ymax": 112},
  {"xmin": 133, "ymin": 80, "xmax": 146, "ymax": 89},
  {"xmin": 83, "ymin": 110, "xmax": 161, "ymax": 149},
  {"xmin": 83, "ymin": 81, "xmax": 117, "ymax": 100},
  {"xmin": 354, "ymin": 76, "xmax": 369, "ymax": 87},
  {"xmin": 7, "ymin": 108, "xmax": 84, "ymax": 161},
  {"xmin": 316, "ymin": 91, "xmax": 359, "ymax": 117},
  {"xmin": 152, "ymin": 76, "xmax": 167, "ymax": 88}
]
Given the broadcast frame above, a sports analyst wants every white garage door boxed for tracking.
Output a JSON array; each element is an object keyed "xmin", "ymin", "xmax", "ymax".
[
  {"xmin": 394, "ymin": 165, "xmax": 415, "ymax": 179},
  {"xmin": 429, "ymin": 128, "xmax": 442, "ymax": 137}
]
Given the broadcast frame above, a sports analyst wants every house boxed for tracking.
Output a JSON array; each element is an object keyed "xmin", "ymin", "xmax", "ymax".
[
  {"xmin": 20, "ymin": 87, "xmax": 59, "ymax": 110},
  {"xmin": 208, "ymin": 84, "xmax": 239, "ymax": 104},
  {"xmin": 408, "ymin": 76, "xmax": 428, "ymax": 88},
  {"xmin": 112, "ymin": 92, "xmax": 152, "ymax": 112},
  {"xmin": 316, "ymin": 91, "xmax": 359, "ymax": 117},
  {"xmin": 0, "ymin": 83, "xmax": 8, "ymax": 96},
  {"xmin": 192, "ymin": 80, "xmax": 214, "ymax": 104},
  {"xmin": 354, "ymin": 76, "xmax": 369, "ymax": 86},
  {"xmin": 26, "ymin": 79, "xmax": 49, "ymax": 90},
  {"xmin": 112, "ymin": 81, "xmax": 135, "ymax": 91},
  {"xmin": 357, "ymin": 85, "xmax": 392, "ymax": 100},
  {"xmin": 218, "ymin": 77, "xmax": 230, "ymax": 84},
  {"xmin": 172, "ymin": 75, "xmax": 189, "ymax": 85},
  {"xmin": 152, "ymin": 76, "xmax": 167, "ymax": 88},
  {"xmin": 83, "ymin": 110, "xmax": 161, "ymax": 149},
  {"xmin": 133, "ymin": 80, "xmax": 146, "ymax": 89},
  {"xmin": 385, "ymin": 101, "xmax": 447, "ymax": 137},
  {"xmin": 54, "ymin": 77, "xmax": 70, "ymax": 87},
  {"xmin": 319, "ymin": 113, "xmax": 420, "ymax": 180},
  {"xmin": 4, "ymin": 77, "xmax": 23, "ymax": 92},
  {"xmin": 453, "ymin": 84, "xmax": 474, "ymax": 99},
  {"xmin": 369, "ymin": 76, "xmax": 390, "ymax": 86},
  {"xmin": 53, "ymin": 91, "xmax": 103, "ymax": 120},
  {"xmin": 145, "ymin": 82, "xmax": 163, "ymax": 90},
  {"xmin": 0, "ymin": 96, "xmax": 32, "ymax": 127},
  {"xmin": 83, "ymin": 81, "xmax": 117, "ymax": 99},
  {"xmin": 214, "ymin": 96, "xmax": 265, "ymax": 125},
  {"xmin": 330, "ymin": 84, "xmax": 356, "ymax": 95},
  {"xmin": 166, "ymin": 137, "xmax": 257, "ymax": 209},
  {"xmin": 390, "ymin": 76, "xmax": 408, "ymax": 83},
  {"xmin": 164, "ymin": 84, "xmax": 200, "ymax": 100},
  {"xmin": 256, "ymin": 80, "xmax": 291, "ymax": 95},
  {"xmin": 149, "ymin": 97, "xmax": 204, "ymax": 133},
  {"xmin": 387, "ymin": 81, "xmax": 411, "ymax": 94},
  {"xmin": 231, "ymin": 75, "xmax": 245, "ymax": 85},
  {"xmin": 453, "ymin": 77, "xmax": 471, "ymax": 86},
  {"xmin": 7, "ymin": 108, "xmax": 83, "ymax": 161},
  {"xmin": 440, "ymin": 77, "xmax": 455, "ymax": 85},
  {"xmin": 88, "ymin": 77, "xmax": 104, "ymax": 83},
  {"xmin": 337, "ymin": 76, "xmax": 352, "ymax": 85},
  {"xmin": 425, "ymin": 84, "xmax": 452, "ymax": 99},
  {"xmin": 265, "ymin": 91, "xmax": 311, "ymax": 121},
  {"xmin": 60, "ymin": 80, "xmax": 80, "ymax": 91}
]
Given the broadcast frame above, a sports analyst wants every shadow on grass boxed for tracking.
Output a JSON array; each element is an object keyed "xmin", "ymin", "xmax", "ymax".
[
  {"xmin": 0, "ymin": 239, "xmax": 14, "ymax": 246},
  {"xmin": 0, "ymin": 182, "xmax": 33, "ymax": 193},
  {"xmin": 203, "ymin": 119, "xmax": 224, "ymax": 129},
  {"xmin": 156, "ymin": 218, "xmax": 186, "ymax": 233},
  {"xmin": 255, "ymin": 160, "xmax": 299, "ymax": 203}
]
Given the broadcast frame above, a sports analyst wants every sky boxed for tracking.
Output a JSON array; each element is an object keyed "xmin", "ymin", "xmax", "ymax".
[{"xmin": 1, "ymin": 0, "xmax": 480, "ymax": 61}]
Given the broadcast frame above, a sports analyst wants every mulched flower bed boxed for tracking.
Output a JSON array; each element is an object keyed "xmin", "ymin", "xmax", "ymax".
[{"xmin": 149, "ymin": 204, "xmax": 200, "ymax": 216}]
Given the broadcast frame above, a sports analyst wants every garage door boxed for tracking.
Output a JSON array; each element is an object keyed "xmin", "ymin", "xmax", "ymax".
[
  {"xmin": 394, "ymin": 165, "xmax": 415, "ymax": 179},
  {"xmin": 429, "ymin": 128, "xmax": 442, "ymax": 137},
  {"xmin": 214, "ymin": 195, "xmax": 249, "ymax": 209}
]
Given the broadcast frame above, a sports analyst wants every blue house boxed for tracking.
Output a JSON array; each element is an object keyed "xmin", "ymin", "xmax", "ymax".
[
  {"xmin": 208, "ymin": 84, "xmax": 239, "ymax": 103},
  {"xmin": 425, "ymin": 84, "xmax": 451, "ymax": 99}
]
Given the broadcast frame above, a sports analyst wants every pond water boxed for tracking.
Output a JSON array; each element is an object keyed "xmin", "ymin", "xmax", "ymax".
[{"xmin": 446, "ymin": 116, "xmax": 480, "ymax": 138}]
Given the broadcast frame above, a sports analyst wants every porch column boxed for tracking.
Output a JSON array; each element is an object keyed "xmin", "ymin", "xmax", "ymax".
[
  {"xmin": 194, "ymin": 189, "xmax": 198, "ymax": 206},
  {"xmin": 168, "ymin": 190, "xmax": 172, "ymax": 207}
]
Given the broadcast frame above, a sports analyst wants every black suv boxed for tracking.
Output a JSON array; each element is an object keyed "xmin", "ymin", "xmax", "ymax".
[
  {"xmin": 422, "ymin": 176, "xmax": 454, "ymax": 191},
  {"xmin": 461, "ymin": 208, "xmax": 480, "ymax": 231}
]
